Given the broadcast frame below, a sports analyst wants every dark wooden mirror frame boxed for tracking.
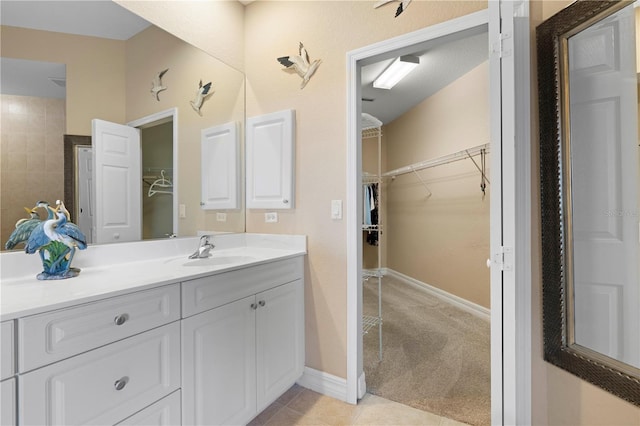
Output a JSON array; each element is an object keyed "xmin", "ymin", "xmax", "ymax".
[{"xmin": 536, "ymin": 0, "xmax": 639, "ymax": 406}]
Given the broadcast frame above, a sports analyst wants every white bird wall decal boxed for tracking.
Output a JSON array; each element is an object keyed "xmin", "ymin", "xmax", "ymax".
[
  {"xmin": 150, "ymin": 68, "xmax": 169, "ymax": 101},
  {"xmin": 374, "ymin": 0, "xmax": 412, "ymax": 17},
  {"xmin": 190, "ymin": 80, "xmax": 213, "ymax": 115},
  {"xmin": 277, "ymin": 42, "xmax": 322, "ymax": 89}
]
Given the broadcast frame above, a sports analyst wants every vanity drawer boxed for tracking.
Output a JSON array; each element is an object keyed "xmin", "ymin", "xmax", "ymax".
[
  {"xmin": 19, "ymin": 284, "xmax": 180, "ymax": 372},
  {"xmin": 19, "ymin": 322, "xmax": 180, "ymax": 426},
  {"xmin": 182, "ymin": 256, "xmax": 303, "ymax": 317},
  {"xmin": 1, "ymin": 321, "xmax": 15, "ymax": 380},
  {"xmin": 116, "ymin": 390, "xmax": 181, "ymax": 426}
]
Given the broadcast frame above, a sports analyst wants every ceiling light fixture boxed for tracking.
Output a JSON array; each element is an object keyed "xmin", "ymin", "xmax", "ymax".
[{"xmin": 373, "ymin": 55, "xmax": 420, "ymax": 90}]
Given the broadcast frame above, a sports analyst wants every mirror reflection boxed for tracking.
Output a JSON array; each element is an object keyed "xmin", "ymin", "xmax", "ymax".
[
  {"xmin": 562, "ymin": 3, "xmax": 640, "ymax": 371},
  {"xmin": 0, "ymin": 1, "xmax": 245, "ymax": 250}
]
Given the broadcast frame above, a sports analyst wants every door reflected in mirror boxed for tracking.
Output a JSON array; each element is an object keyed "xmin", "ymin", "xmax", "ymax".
[{"xmin": 564, "ymin": 4, "xmax": 640, "ymax": 370}]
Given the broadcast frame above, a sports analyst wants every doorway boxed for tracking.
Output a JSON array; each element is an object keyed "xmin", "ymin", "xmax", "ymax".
[{"xmin": 346, "ymin": 3, "xmax": 533, "ymax": 425}]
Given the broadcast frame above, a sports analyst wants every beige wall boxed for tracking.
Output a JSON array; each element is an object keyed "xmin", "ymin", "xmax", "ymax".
[
  {"xmin": 0, "ymin": 95, "xmax": 65, "ymax": 248},
  {"xmin": 124, "ymin": 25, "xmax": 245, "ymax": 236},
  {"xmin": 243, "ymin": 0, "xmax": 487, "ymax": 380},
  {"xmin": 1, "ymin": 23, "xmax": 245, "ymax": 237},
  {"xmin": 383, "ymin": 62, "xmax": 490, "ymax": 308},
  {"xmin": 530, "ymin": 1, "xmax": 640, "ymax": 424},
  {"xmin": 0, "ymin": 26, "xmax": 126, "ymax": 135}
]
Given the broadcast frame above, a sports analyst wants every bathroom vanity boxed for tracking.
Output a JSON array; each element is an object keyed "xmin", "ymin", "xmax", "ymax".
[{"xmin": 0, "ymin": 234, "xmax": 306, "ymax": 426}]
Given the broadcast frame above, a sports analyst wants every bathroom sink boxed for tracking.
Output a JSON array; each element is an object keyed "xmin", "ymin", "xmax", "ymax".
[{"xmin": 180, "ymin": 255, "xmax": 258, "ymax": 267}]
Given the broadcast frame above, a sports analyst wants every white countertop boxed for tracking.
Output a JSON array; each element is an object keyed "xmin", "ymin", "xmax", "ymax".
[{"xmin": 0, "ymin": 233, "xmax": 306, "ymax": 321}]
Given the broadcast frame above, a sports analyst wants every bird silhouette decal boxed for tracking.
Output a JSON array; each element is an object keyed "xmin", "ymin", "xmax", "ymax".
[
  {"xmin": 25, "ymin": 200, "xmax": 87, "ymax": 280},
  {"xmin": 150, "ymin": 68, "xmax": 169, "ymax": 101},
  {"xmin": 190, "ymin": 80, "xmax": 213, "ymax": 115},
  {"xmin": 374, "ymin": 0, "xmax": 412, "ymax": 17},
  {"xmin": 277, "ymin": 42, "xmax": 322, "ymax": 89}
]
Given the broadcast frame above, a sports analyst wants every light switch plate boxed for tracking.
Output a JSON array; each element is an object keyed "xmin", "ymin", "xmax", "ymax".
[
  {"xmin": 216, "ymin": 212, "xmax": 227, "ymax": 222},
  {"xmin": 331, "ymin": 200, "xmax": 343, "ymax": 220}
]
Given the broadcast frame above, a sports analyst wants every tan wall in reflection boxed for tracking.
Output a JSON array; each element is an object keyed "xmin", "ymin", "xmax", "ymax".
[{"xmin": 0, "ymin": 95, "xmax": 65, "ymax": 249}]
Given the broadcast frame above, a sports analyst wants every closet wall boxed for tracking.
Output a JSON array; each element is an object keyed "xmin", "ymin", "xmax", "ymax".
[{"xmin": 384, "ymin": 61, "xmax": 490, "ymax": 308}]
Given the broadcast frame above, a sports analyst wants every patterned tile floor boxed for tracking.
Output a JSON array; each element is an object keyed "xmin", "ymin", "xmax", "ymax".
[{"xmin": 248, "ymin": 384, "xmax": 469, "ymax": 426}]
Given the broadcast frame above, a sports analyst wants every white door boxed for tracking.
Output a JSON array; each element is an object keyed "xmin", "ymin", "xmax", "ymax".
[
  {"xmin": 568, "ymin": 5, "xmax": 639, "ymax": 367},
  {"xmin": 77, "ymin": 146, "xmax": 93, "ymax": 244},
  {"xmin": 92, "ymin": 119, "xmax": 141, "ymax": 244},
  {"xmin": 181, "ymin": 296, "xmax": 257, "ymax": 426},
  {"xmin": 255, "ymin": 280, "xmax": 304, "ymax": 412}
]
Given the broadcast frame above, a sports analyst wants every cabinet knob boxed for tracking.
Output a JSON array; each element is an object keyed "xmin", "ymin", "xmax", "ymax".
[
  {"xmin": 283, "ymin": 199, "xmax": 289, "ymax": 204},
  {"xmin": 258, "ymin": 300, "xmax": 266, "ymax": 307},
  {"xmin": 250, "ymin": 303, "xmax": 258, "ymax": 310},
  {"xmin": 114, "ymin": 376, "xmax": 129, "ymax": 391},
  {"xmin": 114, "ymin": 314, "xmax": 129, "ymax": 326}
]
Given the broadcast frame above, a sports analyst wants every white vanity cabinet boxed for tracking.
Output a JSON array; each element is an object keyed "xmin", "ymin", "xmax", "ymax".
[
  {"xmin": 16, "ymin": 284, "xmax": 181, "ymax": 426},
  {"xmin": 182, "ymin": 257, "xmax": 304, "ymax": 426},
  {"xmin": 1, "ymin": 320, "xmax": 16, "ymax": 426}
]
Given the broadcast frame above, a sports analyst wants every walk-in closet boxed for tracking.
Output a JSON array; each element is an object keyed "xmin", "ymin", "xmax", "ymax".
[{"xmin": 360, "ymin": 27, "xmax": 491, "ymax": 426}]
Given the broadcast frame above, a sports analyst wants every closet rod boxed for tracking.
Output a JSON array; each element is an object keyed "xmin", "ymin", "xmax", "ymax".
[{"xmin": 382, "ymin": 143, "xmax": 490, "ymax": 178}]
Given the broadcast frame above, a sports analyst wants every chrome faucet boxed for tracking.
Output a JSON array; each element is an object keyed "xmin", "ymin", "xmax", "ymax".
[{"xmin": 189, "ymin": 235, "xmax": 215, "ymax": 259}]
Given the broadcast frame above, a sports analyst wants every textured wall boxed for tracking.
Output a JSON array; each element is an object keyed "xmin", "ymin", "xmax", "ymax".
[{"xmin": 1, "ymin": 95, "xmax": 65, "ymax": 249}]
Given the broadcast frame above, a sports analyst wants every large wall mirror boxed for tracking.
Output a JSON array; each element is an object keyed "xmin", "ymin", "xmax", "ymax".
[
  {"xmin": 1, "ymin": 1, "xmax": 245, "ymax": 249},
  {"xmin": 537, "ymin": 0, "xmax": 640, "ymax": 406}
]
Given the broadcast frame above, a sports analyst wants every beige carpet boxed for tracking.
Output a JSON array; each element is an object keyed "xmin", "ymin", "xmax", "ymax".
[{"xmin": 363, "ymin": 275, "xmax": 491, "ymax": 426}]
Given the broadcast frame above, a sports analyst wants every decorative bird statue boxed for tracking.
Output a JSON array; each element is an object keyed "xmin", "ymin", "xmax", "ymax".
[
  {"xmin": 150, "ymin": 68, "xmax": 169, "ymax": 101},
  {"xmin": 189, "ymin": 80, "xmax": 213, "ymax": 115},
  {"xmin": 5, "ymin": 207, "xmax": 41, "ymax": 250},
  {"xmin": 373, "ymin": 0, "xmax": 412, "ymax": 17},
  {"xmin": 25, "ymin": 201, "xmax": 87, "ymax": 280},
  {"xmin": 24, "ymin": 204, "xmax": 58, "ymax": 264},
  {"xmin": 277, "ymin": 42, "xmax": 322, "ymax": 89}
]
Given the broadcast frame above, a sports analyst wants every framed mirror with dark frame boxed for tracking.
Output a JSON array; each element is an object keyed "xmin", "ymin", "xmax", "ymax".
[{"xmin": 537, "ymin": 0, "xmax": 640, "ymax": 406}]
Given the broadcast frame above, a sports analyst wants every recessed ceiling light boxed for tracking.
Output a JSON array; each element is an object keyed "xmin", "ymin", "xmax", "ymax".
[{"xmin": 373, "ymin": 55, "xmax": 420, "ymax": 90}]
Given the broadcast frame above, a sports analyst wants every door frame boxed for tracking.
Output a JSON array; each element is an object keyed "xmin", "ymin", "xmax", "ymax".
[
  {"xmin": 345, "ymin": 3, "xmax": 531, "ymax": 424},
  {"xmin": 127, "ymin": 107, "xmax": 179, "ymax": 237}
]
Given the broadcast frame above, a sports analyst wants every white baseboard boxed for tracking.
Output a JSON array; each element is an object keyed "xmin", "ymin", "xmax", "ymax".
[
  {"xmin": 297, "ymin": 366, "xmax": 349, "ymax": 403},
  {"xmin": 383, "ymin": 268, "xmax": 490, "ymax": 321}
]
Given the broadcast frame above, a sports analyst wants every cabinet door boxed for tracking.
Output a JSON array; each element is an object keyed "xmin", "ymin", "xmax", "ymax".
[
  {"xmin": 246, "ymin": 109, "xmax": 295, "ymax": 209},
  {"xmin": 182, "ymin": 296, "xmax": 257, "ymax": 426},
  {"xmin": 256, "ymin": 280, "xmax": 304, "ymax": 411},
  {"xmin": 201, "ymin": 122, "xmax": 239, "ymax": 210},
  {"xmin": 1, "ymin": 378, "xmax": 16, "ymax": 426}
]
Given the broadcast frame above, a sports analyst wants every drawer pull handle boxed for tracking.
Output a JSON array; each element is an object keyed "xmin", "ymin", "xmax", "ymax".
[
  {"xmin": 114, "ymin": 376, "xmax": 129, "ymax": 391},
  {"xmin": 258, "ymin": 300, "xmax": 266, "ymax": 307},
  {"xmin": 114, "ymin": 314, "xmax": 129, "ymax": 326},
  {"xmin": 250, "ymin": 303, "xmax": 258, "ymax": 310}
]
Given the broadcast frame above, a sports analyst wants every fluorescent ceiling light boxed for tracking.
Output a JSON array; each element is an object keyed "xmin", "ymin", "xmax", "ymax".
[{"xmin": 373, "ymin": 55, "xmax": 420, "ymax": 90}]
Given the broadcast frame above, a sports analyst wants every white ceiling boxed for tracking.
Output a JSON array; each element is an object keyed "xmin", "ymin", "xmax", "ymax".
[
  {"xmin": 0, "ymin": 1, "xmax": 488, "ymax": 122},
  {"xmin": 361, "ymin": 26, "xmax": 488, "ymax": 125},
  {"xmin": 0, "ymin": 0, "xmax": 151, "ymax": 40}
]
